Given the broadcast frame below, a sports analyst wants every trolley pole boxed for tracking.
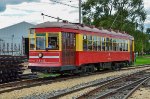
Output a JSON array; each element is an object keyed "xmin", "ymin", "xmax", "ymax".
[
  {"xmin": 57, "ymin": 17, "xmax": 60, "ymax": 22},
  {"xmin": 79, "ymin": 0, "xmax": 82, "ymax": 24}
]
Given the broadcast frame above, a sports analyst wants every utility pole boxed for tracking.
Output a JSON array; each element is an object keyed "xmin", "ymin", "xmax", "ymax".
[
  {"xmin": 79, "ymin": 0, "xmax": 82, "ymax": 24},
  {"xmin": 12, "ymin": 34, "xmax": 14, "ymax": 56}
]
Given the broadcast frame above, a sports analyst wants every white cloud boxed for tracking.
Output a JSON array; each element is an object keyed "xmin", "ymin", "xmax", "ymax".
[
  {"xmin": 0, "ymin": 0, "xmax": 149, "ymax": 29},
  {"xmin": 0, "ymin": 0, "xmax": 40, "ymax": 12},
  {"xmin": 143, "ymin": 0, "xmax": 150, "ymax": 8},
  {"xmin": 0, "ymin": 1, "xmax": 79, "ymax": 28},
  {"xmin": 143, "ymin": 0, "xmax": 150, "ymax": 28}
]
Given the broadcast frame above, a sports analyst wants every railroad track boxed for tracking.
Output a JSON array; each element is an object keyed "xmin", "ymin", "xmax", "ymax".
[
  {"xmin": 48, "ymin": 68, "xmax": 150, "ymax": 99},
  {"xmin": 0, "ymin": 65, "xmax": 149, "ymax": 95},
  {"xmin": 76, "ymin": 71, "xmax": 150, "ymax": 99},
  {"xmin": 0, "ymin": 70, "xmax": 108, "ymax": 94}
]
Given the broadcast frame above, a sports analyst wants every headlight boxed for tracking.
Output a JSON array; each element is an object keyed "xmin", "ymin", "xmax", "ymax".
[{"xmin": 38, "ymin": 53, "xmax": 43, "ymax": 58}]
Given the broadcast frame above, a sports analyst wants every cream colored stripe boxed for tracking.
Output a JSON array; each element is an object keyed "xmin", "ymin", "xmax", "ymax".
[{"xmin": 29, "ymin": 56, "xmax": 59, "ymax": 58}]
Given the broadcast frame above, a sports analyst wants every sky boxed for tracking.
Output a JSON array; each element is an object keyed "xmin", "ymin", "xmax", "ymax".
[{"xmin": 0, "ymin": 0, "xmax": 150, "ymax": 30}]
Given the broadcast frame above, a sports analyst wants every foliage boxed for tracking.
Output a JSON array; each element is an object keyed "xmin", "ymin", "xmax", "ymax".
[
  {"xmin": 82, "ymin": 0, "xmax": 150, "ymax": 54},
  {"xmin": 146, "ymin": 28, "xmax": 150, "ymax": 34},
  {"xmin": 82, "ymin": 0, "xmax": 146, "ymax": 29},
  {"xmin": 135, "ymin": 55, "xmax": 150, "ymax": 65}
]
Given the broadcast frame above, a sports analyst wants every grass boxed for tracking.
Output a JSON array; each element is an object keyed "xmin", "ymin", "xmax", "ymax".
[
  {"xmin": 134, "ymin": 55, "xmax": 150, "ymax": 65},
  {"xmin": 38, "ymin": 73, "xmax": 60, "ymax": 78}
]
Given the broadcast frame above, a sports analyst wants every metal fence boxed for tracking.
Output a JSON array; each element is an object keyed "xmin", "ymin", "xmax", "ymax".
[{"xmin": 0, "ymin": 41, "xmax": 23, "ymax": 56}]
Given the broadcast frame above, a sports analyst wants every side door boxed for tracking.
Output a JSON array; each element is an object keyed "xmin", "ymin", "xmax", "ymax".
[{"xmin": 62, "ymin": 32, "xmax": 76, "ymax": 66}]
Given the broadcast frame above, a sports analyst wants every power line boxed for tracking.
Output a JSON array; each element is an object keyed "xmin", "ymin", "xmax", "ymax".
[
  {"xmin": 110, "ymin": 12, "xmax": 120, "ymax": 29},
  {"xmin": 49, "ymin": 0, "xmax": 78, "ymax": 8},
  {"xmin": 42, "ymin": 0, "xmax": 82, "ymax": 24},
  {"xmin": 41, "ymin": 13, "xmax": 67, "ymax": 22}
]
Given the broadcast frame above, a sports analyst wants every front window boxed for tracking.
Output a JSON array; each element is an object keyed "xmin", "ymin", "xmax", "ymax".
[
  {"xmin": 36, "ymin": 33, "xmax": 46, "ymax": 50},
  {"xmin": 48, "ymin": 33, "xmax": 59, "ymax": 50}
]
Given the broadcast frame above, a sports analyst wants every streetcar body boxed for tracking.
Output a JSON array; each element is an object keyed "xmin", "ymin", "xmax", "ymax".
[{"xmin": 29, "ymin": 22, "xmax": 134, "ymax": 73}]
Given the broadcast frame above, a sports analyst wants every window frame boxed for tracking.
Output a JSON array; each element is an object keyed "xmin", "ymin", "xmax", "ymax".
[
  {"xmin": 47, "ymin": 32, "xmax": 59, "ymax": 50},
  {"xmin": 83, "ymin": 35, "xmax": 88, "ymax": 51},
  {"xmin": 102, "ymin": 37, "xmax": 106, "ymax": 51},
  {"xmin": 29, "ymin": 29, "xmax": 36, "ymax": 50},
  {"xmin": 81, "ymin": 34, "xmax": 129, "ymax": 52},
  {"xmin": 29, "ymin": 31, "xmax": 60, "ymax": 51},
  {"xmin": 36, "ymin": 33, "xmax": 46, "ymax": 50}
]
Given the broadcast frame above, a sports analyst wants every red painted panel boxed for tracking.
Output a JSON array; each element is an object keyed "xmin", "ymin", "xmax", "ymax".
[
  {"xmin": 35, "ymin": 28, "xmax": 61, "ymax": 32},
  {"xmin": 61, "ymin": 28, "xmax": 79, "ymax": 33},
  {"xmin": 75, "ymin": 51, "xmax": 130, "ymax": 66},
  {"xmin": 29, "ymin": 51, "xmax": 130, "ymax": 68},
  {"xmin": 29, "ymin": 51, "xmax": 62, "ymax": 67}
]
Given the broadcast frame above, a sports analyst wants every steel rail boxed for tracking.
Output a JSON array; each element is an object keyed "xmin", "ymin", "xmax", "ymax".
[
  {"xmin": 94, "ymin": 76, "xmax": 150, "ymax": 99},
  {"xmin": 49, "ymin": 68, "xmax": 150, "ymax": 99},
  {"xmin": 76, "ymin": 71, "xmax": 150, "ymax": 99},
  {"xmin": 49, "ymin": 74, "xmax": 130, "ymax": 99},
  {"xmin": 123, "ymin": 77, "xmax": 150, "ymax": 99},
  {"xmin": 0, "ymin": 70, "xmax": 113, "ymax": 94},
  {"xmin": 0, "ymin": 65, "xmax": 149, "ymax": 95}
]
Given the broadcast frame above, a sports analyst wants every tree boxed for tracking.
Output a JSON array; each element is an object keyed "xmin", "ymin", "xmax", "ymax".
[
  {"xmin": 82, "ymin": 0, "xmax": 146, "ymax": 30},
  {"xmin": 82, "ymin": 0, "xmax": 148, "ymax": 55}
]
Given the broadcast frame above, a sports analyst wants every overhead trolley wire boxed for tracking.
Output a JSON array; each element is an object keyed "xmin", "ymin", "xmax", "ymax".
[
  {"xmin": 49, "ymin": 0, "xmax": 78, "ymax": 8},
  {"xmin": 41, "ymin": 13, "xmax": 66, "ymax": 21}
]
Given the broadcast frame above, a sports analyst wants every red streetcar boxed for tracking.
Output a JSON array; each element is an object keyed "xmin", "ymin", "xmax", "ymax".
[{"xmin": 28, "ymin": 21, "xmax": 134, "ymax": 73}]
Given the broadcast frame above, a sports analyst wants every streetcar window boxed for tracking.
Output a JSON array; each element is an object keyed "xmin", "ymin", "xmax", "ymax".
[
  {"xmin": 93, "ymin": 36, "xmax": 97, "ymax": 51},
  {"xmin": 119, "ymin": 39, "xmax": 122, "ymax": 51},
  {"xmin": 48, "ymin": 33, "xmax": 59, "ymax": 50},
  {"xmin": 125, "ymin": 40, "xmax": 127, "ymax": 51},
  {"xmin": 113, "ymin": 39, "xmax": 117, "ymax": 51},
  {"xmin": 97, "ymin": 37, "xmax": 101, "ymax": 51},
  {"xmin": 36, "ymin": 33, "xmax": 46, "ymax": 50},
  {"xmin": 122, "ymin": 40, "xmax": 124, "ymax": 51},
  {"xmin": 83, "ymin": 35, "xmax": 87, "ymax": 51},
  {"xmin": 123, "ymin": 40, "xmax": 126, "ymax": 51},
  {"xmin": 106, "ymin": 38, "xmax": 109, "ymax": 51},
  {"xmin": 87, "ymin": 35, "xmax": 92, "ymax": 50},
  {"xmin": 29, "ymin": 29, "xmax": 35, "ymax": 50},
  {"xmin": 30, "ymin": 29, "xmax": 34, "ymax": 34},
  {"xmin": 30, "ymin": 38, "xmax": 35, "ymax": 50},
  {"xmin": 110, "ymin": 38, "xmax": 113, "ymax": 51},
  {"xmin": 116, "ymin": 39, "xmax": 119, "ymax": 51},
  {"xmin": 102, "ymin": 37, "xmax": 105, "ymax": 51},
  {"xmin": 126, "ymin": 40, "xmax": 128, "ymax": 51}
]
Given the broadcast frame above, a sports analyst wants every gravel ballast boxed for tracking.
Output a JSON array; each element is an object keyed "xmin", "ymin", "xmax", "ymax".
[
  {"xmin": 0, "ymin": 67, "xmax": 150, "ymax": 99},
  {"xmin": 128, "ymin": 87, "xmax": 150, "ymax": 99},
  {"xmin": 128, "ymin": 78, "xmax": 150, "ymax": 99}
]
